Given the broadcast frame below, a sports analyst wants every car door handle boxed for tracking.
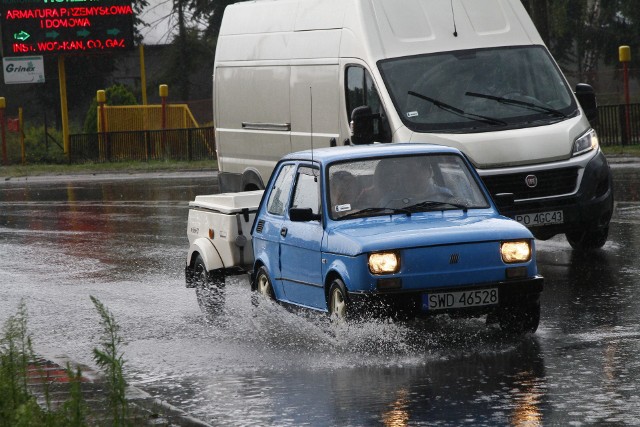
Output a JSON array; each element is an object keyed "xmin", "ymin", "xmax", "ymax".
[{"xmin": 280, "ymin": 227, "xmax": 288, "ymax": 237}]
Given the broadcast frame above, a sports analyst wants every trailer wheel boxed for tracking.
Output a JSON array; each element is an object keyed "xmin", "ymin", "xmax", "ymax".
[{"xmin": 193, "ymin": 255, "xmax": 225, "ymax": 320}]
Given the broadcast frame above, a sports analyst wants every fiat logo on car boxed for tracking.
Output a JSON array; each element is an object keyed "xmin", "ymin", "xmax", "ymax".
[{"xmin": 525, "ymin": 175, "xmax": 538, "ymax": 188}]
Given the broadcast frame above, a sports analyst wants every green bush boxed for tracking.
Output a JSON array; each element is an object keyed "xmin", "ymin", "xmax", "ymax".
[
  {"xmin": 83, "ymin": 84, "xmax": 138, "ymax": 133},
  {"xmin": 2, "ymin": 126, "xmax": 66, "ymax": 165}
]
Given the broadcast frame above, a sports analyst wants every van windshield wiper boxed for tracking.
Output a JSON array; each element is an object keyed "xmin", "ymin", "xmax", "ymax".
[
  {"xmin": 465, "ymin": 91, "xmax": 567, "ymax": 118},
  {"xmin": 408, "ymin": 91, "xmax": 507, "ymax": 126}
]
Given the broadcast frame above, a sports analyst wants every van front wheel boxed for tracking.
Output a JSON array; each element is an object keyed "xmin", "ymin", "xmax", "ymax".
[{"xmin": 566, "ymin": 225, "xmax": 608, "ymax": 251}]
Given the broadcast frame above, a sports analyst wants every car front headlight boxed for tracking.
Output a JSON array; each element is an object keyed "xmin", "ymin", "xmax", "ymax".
[
  {"xmin": 573, "ymin": 128, "xmax": 599, "ymax": 157},
  {"xmin": 368, "ymin": 252, "xmax": 400, "ymax": 274},
  {"xmin": 501, "ymin": 241, "xmax": 532, "ymax": 263}
]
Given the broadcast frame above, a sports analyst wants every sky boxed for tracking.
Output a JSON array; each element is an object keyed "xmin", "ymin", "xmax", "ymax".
[{"xmin": 139, "ymin": 0, "xmax": 175, "ymax": 45}]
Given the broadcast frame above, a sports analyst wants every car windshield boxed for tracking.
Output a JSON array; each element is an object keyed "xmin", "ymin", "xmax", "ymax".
[
  {"xmin": 328, "ymin": 154, "xmax": 490, "ymax": 220},
  {"xmin": 378, "ymin": 46, "xmax": 578, "ymax": 133}
]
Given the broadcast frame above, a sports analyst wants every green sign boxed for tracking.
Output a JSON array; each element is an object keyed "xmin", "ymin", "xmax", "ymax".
[{"xmin": 0, "ymin": 0, "xmax": 135, "ymax": 56}]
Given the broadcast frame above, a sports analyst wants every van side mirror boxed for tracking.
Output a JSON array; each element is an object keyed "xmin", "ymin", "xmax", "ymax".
[
  {"xmin": 493, "ymin": 193, "xmax": 515, "ymax": 212},
  {"xmin": 575, "ymin": 83, "xmax": 598, "ymax": 123},
  {"xmin": 350, "ymin": 105, "xmax": 374, "ymax": 145},
  {"xmin": 289, "ymin": 208, "xmax": 321, "ymax": 222}
]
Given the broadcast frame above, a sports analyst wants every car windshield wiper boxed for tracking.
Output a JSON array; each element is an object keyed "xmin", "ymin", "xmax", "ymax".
[
  {"xmin": 465, "ymin": 91, "xmax": 567, "ymax": 118},
  {"xmin": 340, "ymin": 206, "xmax": 411, "ymax": 219},
  {"xmin": 408, "ymin": 91, "xmax": 507, "ymax": 126},
  {"xmin": 405, "ymin": 200, "xmax": 469, "ymax": 213}
]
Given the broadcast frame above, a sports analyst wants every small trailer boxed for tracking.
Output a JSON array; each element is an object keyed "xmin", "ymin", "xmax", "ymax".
[{"xmin": 184, "ymin": 191, "xmax": 263, "ymax": 317}]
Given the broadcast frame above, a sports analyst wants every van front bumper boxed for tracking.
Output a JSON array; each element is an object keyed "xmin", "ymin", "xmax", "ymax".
[{"xmin": 486, "ymin": 149, "xmax": 613, "ymax": 240}]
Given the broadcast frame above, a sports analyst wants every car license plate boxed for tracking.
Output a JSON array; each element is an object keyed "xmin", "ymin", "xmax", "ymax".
[
  {"xmin": 422, "ymin": 288, "xmax": 498, "ymax": 311},
  {"xmin": 515, "ymin": 210, "xmax": 564, "ymax": 227}
]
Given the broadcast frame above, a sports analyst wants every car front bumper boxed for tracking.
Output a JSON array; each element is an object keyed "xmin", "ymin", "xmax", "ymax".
[{"xmin": 346, "ymin": 276, "xmax": 544, "ymax": 318}]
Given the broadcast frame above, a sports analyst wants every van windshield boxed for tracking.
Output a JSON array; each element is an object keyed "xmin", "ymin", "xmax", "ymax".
[{"xmin": 378, "ymin": 46, "xmax": 578, "ymax": 133}]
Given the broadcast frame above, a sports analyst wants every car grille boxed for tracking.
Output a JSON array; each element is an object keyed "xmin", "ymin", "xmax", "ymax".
[{"xmin": 481, "ymin": 167, "xmax": 579, "ymax": 200}]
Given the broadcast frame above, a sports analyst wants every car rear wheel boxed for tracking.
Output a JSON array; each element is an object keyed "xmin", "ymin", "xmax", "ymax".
[
  {"xmin": 329, "ymin": 279, "xmax": 349, "ymax": 321},
  {"xmin": 193, "ymin": 255, "xmax": 225, "ymax": 320},
  {"xmin": 498, "ymin": 301, "xmax": 540, "ymax": 335},
  {"xmin": 255, "ymin": 266, "xmax": 275, "ymax": 299}
]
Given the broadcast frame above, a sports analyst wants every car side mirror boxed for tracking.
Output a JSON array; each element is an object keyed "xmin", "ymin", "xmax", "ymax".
[
  {"xmin": 289, "ymin": 208, "xmax": 321, "ymax": 222},
  {"xmin": 350, "ymin": 105, "xmax": 375, "ymax": 145},
  {"xmin": 575, "ymin": 83, "xmax": 598, "ymax": 123}
]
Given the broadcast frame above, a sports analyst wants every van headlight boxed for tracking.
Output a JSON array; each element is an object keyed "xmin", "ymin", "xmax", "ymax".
[
  {"xmin": 573, "ymin": 128, "xmax": 599, "ymax": 157},
  {"xmin": 368, "ymin": 252, "xmax": 400, "ymax": 274},
  {"xmin": 501, "ymin": 241, "xmax": 532, "ymax": 263}
]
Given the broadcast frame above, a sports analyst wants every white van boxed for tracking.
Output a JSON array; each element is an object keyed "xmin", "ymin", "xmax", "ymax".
[{"xmin": 212, "ymin": 0, "xmax": 613, "ymax": 251}]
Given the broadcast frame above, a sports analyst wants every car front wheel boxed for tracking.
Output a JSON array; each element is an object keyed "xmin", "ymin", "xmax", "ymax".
[
  {"xmin": 498, "ymin": 301, "xmax": 540, "ymax": 335},
  {"xmin": 328, "ymin": 279, "xmax": 349, "ymax": 321}
]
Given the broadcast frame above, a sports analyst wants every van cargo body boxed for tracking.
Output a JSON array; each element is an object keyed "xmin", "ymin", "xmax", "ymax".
[{"xmin": 213, "ymin": 0, "xmax": 613, "ymax": 250}]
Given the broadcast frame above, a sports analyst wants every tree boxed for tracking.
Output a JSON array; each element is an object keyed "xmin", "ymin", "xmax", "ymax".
[
  {"xmin": 523, "ymin": 0, "xmax": 639, "ymax": 86},
  {"xmin": 187, "ymin": 0, "xmax": 248, "ymax": 41}
]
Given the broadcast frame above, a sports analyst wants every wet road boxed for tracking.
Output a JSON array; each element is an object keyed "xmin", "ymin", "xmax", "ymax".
[{"xmin": 1, "ymin": 165, "xmax": 640, "ymax": 426}]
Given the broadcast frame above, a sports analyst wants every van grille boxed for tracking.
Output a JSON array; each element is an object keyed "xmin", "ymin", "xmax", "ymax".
[
  {"xmin": 481, "ymin": 167, "xmax": 579, "ymax": 200},
  {"xmin": 255, "ymin": 220, "xmax": 265, "ymax": 233}
]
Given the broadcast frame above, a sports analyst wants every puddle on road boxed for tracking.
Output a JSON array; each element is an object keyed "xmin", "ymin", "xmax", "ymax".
[{"xmin": 125, "ymin": 275, "xmax": 538, "ymax": 426}]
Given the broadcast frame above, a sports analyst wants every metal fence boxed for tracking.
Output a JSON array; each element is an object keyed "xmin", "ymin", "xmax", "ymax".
[
  {"xmin": 596, "ymin": 104, "xmax": 640, "ymax": 146},
  {"xmin": 67, "ymin": 104, "xmax": 638, "ymax": 163},
  {"xmin": 98, "ymin": 104, "xmax": 199, "ymax": 131},
  {"xmin": 69, "ymin": 127, "xmax": 216, "ymax": 163}
]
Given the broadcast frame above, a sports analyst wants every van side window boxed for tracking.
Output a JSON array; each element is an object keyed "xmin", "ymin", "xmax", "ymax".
[
  {"xmin": 291, "ymin": 166, "xmax": 320, "ymax": 217},
  {"xmin": 267, "ymin": 164, "xmax": 295, "ymax": 216},
  {"xmin": 345, "ymin": 66, "xmax": 391, "ymax": 143}
]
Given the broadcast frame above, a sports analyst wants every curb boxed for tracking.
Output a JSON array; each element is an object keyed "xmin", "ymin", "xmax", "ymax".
[{"xmin": 30, "ymin": 353, "xmax": 212, "ymax": 427}]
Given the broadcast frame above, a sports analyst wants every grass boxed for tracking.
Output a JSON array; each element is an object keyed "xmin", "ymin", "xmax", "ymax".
[
  {"xmin": 0, "ymin": 159, "xmax": 218, "ymax": 179},
  {"xmin": 0, "ymin": 298, "xmax": 132, "ymax": 427},
  {"xmin": 601, "ymin": 144, "xmax": 640, "ymax": 157},
  {"xmin": 0, "ymin": 145, "xmax": 636, "ymax": 180}
]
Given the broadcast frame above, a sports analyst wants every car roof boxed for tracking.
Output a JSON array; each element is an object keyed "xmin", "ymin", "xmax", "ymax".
[{"xmin": 281, "ymin": 143, "xmax": 462, "ymax": 165}]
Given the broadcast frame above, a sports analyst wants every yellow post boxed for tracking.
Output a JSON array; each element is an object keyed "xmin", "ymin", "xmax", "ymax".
[
  {"xmin": 19, "ymin": 107, "xmax": 25, "ymax": 165},
  {"xmin": 160, "ymin": 84, "xmax": 168, "ymax": 129},
  {"xmin": 58, "ymin": 56, "xmax": 70, "ymax": 158},
  {"xmin": 160, "ymin": 84, "xmax": 168, "ymax": 157},
  {"xmin": 139, "ymin": 44, "xmax": 148, "ymax": 105},
  {"xmin": 619, "ymin": 45, "xmax": 631, "ymax": 144},
  {"xmin": 97, "ymin": 90, "xmax": 107, "ymax": 160},
  {"xmin": 97, "ymin": 90, "xmax": 106, "ymax": 132},
  {"xmin": 0, "ymin": 97, "xmax": 6, "ymax": 165}
]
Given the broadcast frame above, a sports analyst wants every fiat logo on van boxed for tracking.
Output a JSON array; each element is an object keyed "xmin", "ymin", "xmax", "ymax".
[{"xmin": 525, "ymin": 175, "xmax": 538, "ymax": 188}]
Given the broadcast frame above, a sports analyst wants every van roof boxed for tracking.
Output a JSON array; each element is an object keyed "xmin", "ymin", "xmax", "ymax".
[{"xmin": 219, "ymin": 0, "xmax": 543, "ymax": 62}]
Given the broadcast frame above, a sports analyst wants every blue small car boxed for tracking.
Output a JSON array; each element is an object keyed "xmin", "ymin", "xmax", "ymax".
[{"xmin": 250, "ymin": 144, "xmax": 543, "ymax": 333}]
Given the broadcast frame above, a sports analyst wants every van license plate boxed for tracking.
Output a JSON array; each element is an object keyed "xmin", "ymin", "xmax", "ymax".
[
  {"xmin": 515, "ymin": 210, "xmax": 563, "ymax": 227},
  {"xmin": 422, "ymin": 288, "xmax": 498, "ymax": 311}
]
